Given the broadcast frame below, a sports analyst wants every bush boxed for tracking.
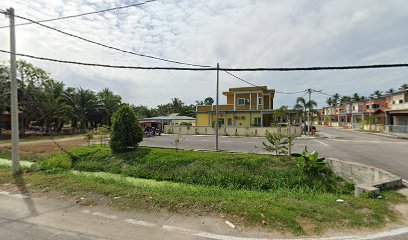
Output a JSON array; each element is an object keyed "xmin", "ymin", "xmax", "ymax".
[{"xmin": 110, "ymin": 105, "xmax": 143, "ymax": 152}]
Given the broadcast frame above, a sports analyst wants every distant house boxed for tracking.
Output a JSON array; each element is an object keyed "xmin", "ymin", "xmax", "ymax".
[
  {"xmin": 196, "ymin": 86, "xmax": 275, "ymax": 127},
  {"xmin": 139, "ymin": 114, "xmax": 196, "ymax": 129},
  {"xmin": 385, "ymin": 89, "xmax": 408, "ymax": 136}
]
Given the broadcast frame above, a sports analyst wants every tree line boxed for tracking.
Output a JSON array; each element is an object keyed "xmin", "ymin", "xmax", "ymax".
[
  {"xmin": 325, "ymin": 84, "xmax": 408, "ymax": 107},
  {"xmin": 0, "ymin": 61, "xmax": 215, "ymax": 134}
]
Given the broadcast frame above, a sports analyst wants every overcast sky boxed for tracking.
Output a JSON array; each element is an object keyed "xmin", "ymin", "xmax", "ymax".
[{"xmin": 1, "ymin": 0, "xmax": 408, "ymax": 108}]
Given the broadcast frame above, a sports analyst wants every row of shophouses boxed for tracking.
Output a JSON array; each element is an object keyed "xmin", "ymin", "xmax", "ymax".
[{"xmin": 320, "ymin": 89, "xmax": 408, "ymax": 137}]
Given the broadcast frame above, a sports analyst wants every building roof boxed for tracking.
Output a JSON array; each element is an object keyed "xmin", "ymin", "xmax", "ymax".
[
  {"xmin": 222, "ymin": 86, "xmax": 275, "ymax": 96},
  {"xmin": 143, "ymin": 115, "xmax": 195, "ymax": 121}
]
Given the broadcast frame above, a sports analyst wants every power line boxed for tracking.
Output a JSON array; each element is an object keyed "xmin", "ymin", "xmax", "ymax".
[
  {"xmin": 0, "ymin": 11, "xmax": 211, "ymax": 68},
  {"xmin": 223, "ymin": 71, "xmax": 257, "ymax": 87},
  {"xmin": 276, "ymin": 90, "xmax": 307, "ymax": 94},
  {"xmin": 0, "ymin": 50, "xmax": 211, "ymax": 70},
  {"xmin": 0, "ymin": 0, "xmax": 157, "ymax": 29},
  {"xmin": 3, "ymin": 50, "xmax": 408, "ymax": 73},
  {"xmin": 311, "ymin": 89, "xmax": 334, "ymax": 97}
]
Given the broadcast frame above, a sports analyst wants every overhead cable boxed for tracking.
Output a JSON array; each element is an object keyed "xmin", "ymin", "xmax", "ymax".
[
  {"xmin": 0, "ymin": 11, "xmax": 211, "ymax": 68},
  {"xmin": 0, "ymin": 0, "xmax": 157, "ymax": 29}
]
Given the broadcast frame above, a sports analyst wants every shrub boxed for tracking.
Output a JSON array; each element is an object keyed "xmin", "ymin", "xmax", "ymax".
[
  {"xmin": 84, "ymin": 132, "xmax": 94, "ymax": 146},
  {"xmin": 294, "ymin": 147, "xmax": 327, "ymax": 175},
  {"xmin": 110, "ymin": 105, "xmax": 143, "ymax": 152},
  {"xmin": 263, "ymin": 132, "xmax": 293, "ymax": 156}
]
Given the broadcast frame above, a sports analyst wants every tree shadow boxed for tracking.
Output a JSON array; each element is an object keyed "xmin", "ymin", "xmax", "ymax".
[{"xmin": 13, "ymin": 173, "xmax": 38, "ymax": 217}]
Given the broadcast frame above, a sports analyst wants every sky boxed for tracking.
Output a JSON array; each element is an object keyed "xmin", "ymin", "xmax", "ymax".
[{"xmin": 0, "ymin": 0, "xmax": 408, "ymax": 108}]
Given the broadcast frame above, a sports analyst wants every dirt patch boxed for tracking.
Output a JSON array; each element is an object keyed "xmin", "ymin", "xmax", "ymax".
[{"xmin": 0, "ymin": 137, "xmax": 91, "ymax": 156}]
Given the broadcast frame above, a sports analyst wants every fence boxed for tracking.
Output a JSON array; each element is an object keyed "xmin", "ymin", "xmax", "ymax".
[
  {"xmin": 386, "ymin": 125, "xmax": 408, "ymax": 138},
  {"xmin": 164, "ymin": 126, "xmax": 302, "ymax": 137}
]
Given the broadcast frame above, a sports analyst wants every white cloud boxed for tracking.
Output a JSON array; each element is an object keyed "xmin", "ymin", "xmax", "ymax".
[{"xmin": 0, "ymin": 0, "xmax": 408, "ymax": 108}]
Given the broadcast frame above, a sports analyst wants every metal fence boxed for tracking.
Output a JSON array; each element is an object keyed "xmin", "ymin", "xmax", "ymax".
[{"xmin": 388, "ymin": 125, "xmax": 408, "ymax": 134}]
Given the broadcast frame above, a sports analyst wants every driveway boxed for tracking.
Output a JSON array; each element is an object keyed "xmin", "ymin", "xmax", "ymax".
[{"xmin": 141, "ymin": 126, "xmax": 408, "ymax": 180}]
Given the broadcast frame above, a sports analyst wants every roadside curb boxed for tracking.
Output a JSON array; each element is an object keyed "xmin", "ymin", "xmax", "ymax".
[{"xmin": 326, "ymin": 157, "xmax": 403, "ymax": 196}]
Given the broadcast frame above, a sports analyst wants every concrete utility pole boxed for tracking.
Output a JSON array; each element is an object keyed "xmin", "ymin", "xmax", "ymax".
[
  {"xmin": 215, "ymin": 63, "xmax": 219, "ymax": 150},
  {"xmin": 7, "ymin": 8, "xmax": 21, "ymax": 175},
  {"xmin": 307, "ymin": 88, "xmax": 311, "ymax": 136}
]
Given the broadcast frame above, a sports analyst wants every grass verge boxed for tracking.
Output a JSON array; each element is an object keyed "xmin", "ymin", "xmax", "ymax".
[
  {"xmin": 0, "ymin": 166, "xmax": 404, "ymax": 235},
  {"xmin": 37, "ymin": 145, "xmax": 353, "ymax": 194}
]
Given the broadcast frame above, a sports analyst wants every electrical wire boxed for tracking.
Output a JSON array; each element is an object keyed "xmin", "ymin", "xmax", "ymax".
[
  {"xmin": 276, "ymin": 90, "xmax": 307, "ymax": 94},
  {"xmin": 3, "ymin": 50, "xmax": 408, "ymax": 73},
  {"xmin": 0, "ymin": 11, "xmax": 211, "ymax": 68},
  {"xmin": 0, "ymin": 0, "xmax": 157, "ymax": 29},
  {"xmin": 223, "ymin": 71, "xmax": 257, "ymax": 87},
  {"xmin": 311, "ymin": 89, "xmax": 335, "ymax": 97}
]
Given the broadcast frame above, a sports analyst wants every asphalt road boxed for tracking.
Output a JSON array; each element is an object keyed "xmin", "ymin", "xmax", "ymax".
[
  {"xmin": 141, "ymin": 126, "xmax": 408, "ymax": 180},
  {"xmin": 1, "ymin": 187, "xmax": 407, "ymax": 240}
]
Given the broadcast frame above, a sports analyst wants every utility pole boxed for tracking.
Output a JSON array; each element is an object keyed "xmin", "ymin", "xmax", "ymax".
[
  {"xmin": 307, "ymin": 88, "xmax": 311, "ymax": 136},
  {"xmin": 215, "ymin": 63, "xmax": 219, "ymax": 150},
  {"xmin": 7, "ymin": 8, "xmax": 21, "ymax": 175}
]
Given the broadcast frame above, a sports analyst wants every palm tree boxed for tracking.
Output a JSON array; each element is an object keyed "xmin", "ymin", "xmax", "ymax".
[
  {"xmin": 64, "ymin": 88, "xmax": 101, "ymax": 132},
  {"xmin": 340, "ymin": 96, "xmax": 352, "ymax": 105},
  {"xmin": 371, "ymin": 90, "xmax": 383, "ymax": 98},
  {"xmin": 326, "ymin": 97, "xmax": 333, "ymax": 106},
  {"xmin": 399, "ymin": 83, "xmax": 408, "ymax": 90},
  {"xmin": 294, "ymin": 97, "xmax": 317, "ymax": 121},
  {"xmin": 352, "ymin": 93, "xmax": 360, "ymax": 102},
  {"xmin": 97, "ymin": 88, "xmax": 122, "ymax": 126},
  {"xmin": 170, "ymin": 98, "xmax": 184, "ymax": 113},
  {"xmin": 332, "ymin": 93, "xmax": 341, "ymax": 106},
  {"xmin": 386, "ymin": 88, "xmax": 395, "ymax": 94}
]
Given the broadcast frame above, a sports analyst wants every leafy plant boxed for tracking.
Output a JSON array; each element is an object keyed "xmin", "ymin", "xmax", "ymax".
[
  {"xmin": 171, "ymin": 134, "xmax": 185, "ymax": 151},
  {"xmin": 110, "ymin": 104, "xmax": 143, "ymax": 152},
  {"xmin": 84, "ymin": 132, "xmax": 94, "ymax": 146},
  {"xmin": 96, "ymin": 125, "xmax": 110, "ymax": 146},
  {"xmin": 263, "ymin": 132, "xmax": 292, "ymax": 156},
  {"xmin": 294, "ymin": 146, "xmax": 327, "ymax": 175}
]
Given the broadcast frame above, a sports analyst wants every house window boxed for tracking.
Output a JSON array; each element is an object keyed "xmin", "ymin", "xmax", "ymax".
[
  {"xmin": 254, "ymin": 117, "xmax": 261, "ymax": 125},
  {"xmin": 227, "ymin": 118, "xmax": 232, "ymax": 126},
  {"xmin": 238, "ymin": 98, "xmax": 245, "ymax": 106},
  {"xmin": 258, "ymin": 97, "xmax": 263, "ymax": 105},
  {"xmin": 399, "ymin": 99, "xmax": 404, "ymax": 104},
  {"xmin": 392, "ymin": 101, "xmax": 395, "ymax": 104}
]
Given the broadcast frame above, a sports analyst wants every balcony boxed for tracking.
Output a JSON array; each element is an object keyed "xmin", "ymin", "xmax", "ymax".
[
  {"xmin": 390, "ymin": 102, "xmax": 408, "ymax": 111},
  {"xmin": 197, "ymin": 104, "xmax": 234, "ymax": 112}
]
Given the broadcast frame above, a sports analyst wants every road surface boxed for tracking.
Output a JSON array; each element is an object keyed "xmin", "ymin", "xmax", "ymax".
[
  {"xmin": 1, "ymin": 187, "xmax": 408, "ymax": 240},
  {"xmin": 141, "ymin": 126, "xmax": 408, "ymax": 180}
]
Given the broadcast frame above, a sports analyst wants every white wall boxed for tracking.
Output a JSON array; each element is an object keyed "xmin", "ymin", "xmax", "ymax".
[{"xmin": 164, "ymin": 126, "xmax": 301, "ymax": 137}]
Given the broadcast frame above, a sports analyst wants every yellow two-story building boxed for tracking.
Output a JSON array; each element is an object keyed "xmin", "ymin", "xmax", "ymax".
[{"xmin": 196, "ymin": 86, "xmax": 275, "ymax": 127}]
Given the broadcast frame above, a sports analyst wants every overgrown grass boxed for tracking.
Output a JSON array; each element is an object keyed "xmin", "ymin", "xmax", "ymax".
[
  {"xmin": 0, "ymin": 148, "xmax": 47, "ymax": 162},
  {"xmin": 0, "ymin": 167, "xmax": 404, "ymax": 235},
  {"xmin": 36, "ymin": 145, "xmax": 354, "ymax": 194}
]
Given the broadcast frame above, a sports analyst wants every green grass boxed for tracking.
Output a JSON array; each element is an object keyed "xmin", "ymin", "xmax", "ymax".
[
  {"xmin": 36, "ymin": 145, "xmax": 354, "ymax": 194},
  {"xmin": 0, "ymin": 148, "xmax": 47, "ymax": 162},
  {"xmin": 0, "ymin": 167, "xmax": 404, "ymax": 235}
]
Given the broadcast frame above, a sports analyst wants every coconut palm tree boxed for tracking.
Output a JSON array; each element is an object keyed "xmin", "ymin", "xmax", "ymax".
[
  {"xmin": 399, "ymin": 83, "xmax": 408, "ymax": 90},
  {"xmin": 294, "ymin": 97, "xmax": 317, "ymax": 121},
  {"xmin": 386, "ymin": 88, "xmax": 395, "ymax": 94},
  {"xmin": 352, "ymin": 93, "xmax": 360, "ymax": 102},
  {"xmin": 332, "ymin": 93, "xmax": 341, "ymax": 106},
  {"xmin": 326, "ymin": 97, "xmax": 333, "ymax": 106},
  {"xmin": 340, "ymin": 96, "xmax": 352, "ymax": 105},
  {"xmin": 371, "ymin": 90, "xmax": 383, "ymax": 98}
]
